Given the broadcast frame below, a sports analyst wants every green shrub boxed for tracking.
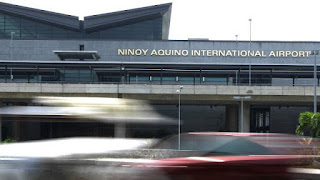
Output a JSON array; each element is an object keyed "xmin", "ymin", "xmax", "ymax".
[
  {"xmin": 2, "ymin": 138, "xmax": 16, "ymax": 144},
  {"xmin": 296, "ymin": 112, "xmax": 320, "ymax": 138}
]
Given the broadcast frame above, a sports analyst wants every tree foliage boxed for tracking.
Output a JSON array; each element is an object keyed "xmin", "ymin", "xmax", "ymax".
[{"xmin": 296, "ymin": 112, "xmax": 320, "ymax": 138}]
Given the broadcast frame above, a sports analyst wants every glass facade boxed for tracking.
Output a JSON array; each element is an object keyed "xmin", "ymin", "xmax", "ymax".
[
  {"xmin": 1, "ymin": 66, "xmax": 319, "ymax": 86},
  {"xmin": 59, "ymin": 69, "xmax": 96, "ymax": 83},
  {"xmin": 0, "ymin": 12, "xmax": 82, "ymax": 39},
  {"xmin": 86, "ymin": 17, "xmax": 163, "ymax": 40},
  {"xmin": 0, "ymin": 12, "xmax": 162, "ymax": 40}
]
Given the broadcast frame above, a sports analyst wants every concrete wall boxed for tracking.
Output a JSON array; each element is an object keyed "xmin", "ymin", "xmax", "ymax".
[
  {"xmin": 179, "ymin": 105, "xmax": 225, "ymax": 132},
  {"xmin": 0, "ymin": 84, "xmax": 319, "ymax": 103},
  {"xmin": 226, "ymin": 105, "xmax": 238, "ymax": 131},
  {"xmin": 153, "ymin": 105, "xmax": 226, "ymax": 133},
  {"xmin": 270, "ymin": 106, "xmax": 312, "ymax": 134},
  {"xmin": 0, "ymin": 39, "xmax": 319, "ymax": 66}
]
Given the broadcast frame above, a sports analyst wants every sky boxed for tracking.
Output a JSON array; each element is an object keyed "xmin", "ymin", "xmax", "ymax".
[{"xmin": 1, "ymin": 0, "xmax": 320, "ymax": 41}]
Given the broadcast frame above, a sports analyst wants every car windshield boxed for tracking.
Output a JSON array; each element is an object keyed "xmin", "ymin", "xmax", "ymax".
[{"xmin": 152, "ymin": 134, "xmax": 275, "ymax": 155}]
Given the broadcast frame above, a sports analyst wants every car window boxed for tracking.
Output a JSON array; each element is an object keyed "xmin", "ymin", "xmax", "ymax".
[{"xmin": 152, "ymin": 135, "xmax": 275, "ymax": 155}]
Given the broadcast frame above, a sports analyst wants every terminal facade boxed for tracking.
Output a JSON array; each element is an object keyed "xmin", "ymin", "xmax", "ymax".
[{"xmin": 0, "ymin": 2, "xmax": 319, "ymax": 141}]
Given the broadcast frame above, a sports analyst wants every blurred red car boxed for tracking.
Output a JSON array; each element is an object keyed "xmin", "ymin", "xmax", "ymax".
[
  {"xmin": 137, "ymin": 132, "xmax": 312, "ymax": 180},
  {"xmin": 0, "ymin": 132, "xmax": 313, "ymax": 180}
]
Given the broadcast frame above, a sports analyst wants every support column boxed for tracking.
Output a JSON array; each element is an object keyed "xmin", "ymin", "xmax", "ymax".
[
  {"xmin": 13, "ymin": 121, "xmax": 20, "ymax": 141},
  {"xmin": 0, "ymin": 101, "xmax": 2, "ymax": 141},
  {"xmin": 37, "ymin": 66, "xmax": 39, "ymax": 82},
  {"xmin": 114, "ymin": 123, "xmax": 126, "ymax": 138},
  {"xmin": 228, "ymin": 77, "xmax": 233, "ymax": 85},
  {"xmin": 5, "ymin": 66, "xmax": 7, "ymax": 83},
  {"xmin": 226, "ymin": 105, "xmax": 238, "ymax": 132},
  {"xmin": 237, "ymin": 102, "xmax": 250, "ymax": 132},
  {"xmin": 160, "ymin": 68, "xmax": 163, "ymax": 85},
  {"xmin": 270, "ymin": 69, "xmax": 273, "ymax": 85},
  {"xmin": 90, "ymin": 67, "xmax": 94, "ymax": 82}
]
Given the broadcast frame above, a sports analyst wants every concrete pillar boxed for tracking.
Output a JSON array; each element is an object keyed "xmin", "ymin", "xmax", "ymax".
[
  {"xmin": 226, "ymin": 105, "xmax": 238, "ymax": 132},
  {"xmin": 237, "ymin": 102, "xmax": 251, "ymax": 132},
  {"xmin": 114, "ymin": 123, "xmax": 126, "ymax": 138},
  {"xmin": 0, "ymin": 102, "xmax": 2, "ymax": 141},
  {"xmin": 13, "ymin": 121, "xmax": 20, "ymax": 141},
  {"xmin": 228, "ymin": 77, "xmax": 233, "ymax": 85}
]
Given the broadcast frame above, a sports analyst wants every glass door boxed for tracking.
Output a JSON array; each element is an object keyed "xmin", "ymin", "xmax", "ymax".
[{"xmin": 250, "ymin": 107, "xmax": 270, "ymax": 133}]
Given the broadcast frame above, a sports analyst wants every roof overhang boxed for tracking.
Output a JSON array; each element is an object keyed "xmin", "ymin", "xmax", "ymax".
[
  {"xmin": 83, "ymin": 3, "xmax": 172, "ymax": 35},
  {"xmin": 0, "ymin": 60, "xmax": 318, "ymax": 69},
  {"xmin": 0, "ymin": 2, "xmax": 80, "ymax": 31},
  {"xmin": 0, "ymin": 2, "xmax": 172, "ymax": 38},
  {"xmin": 53, "ymin": 51, "xmax": 100, "ymax": 61}
]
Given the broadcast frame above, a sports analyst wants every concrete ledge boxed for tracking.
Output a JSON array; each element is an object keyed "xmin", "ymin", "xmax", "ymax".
[
  {"xmin": 259, "ymin": 86, "xmax": 283, "ymax": 95},
  {"xmin": 282, "ymin": 86, "xmax": 305, "ymax": 95},
  {"xmin": 85, "ymin": 84, "xmax": 118, "ymax": 93},
  {"xmin": 0, "ymin": 83, "xmax": 318, "ymax": 98},
  {"xmin": 195, "ymin": 86, "xmax": 217, "ymax": 94},
  {"xmin": 217, "ymin": 85, "xmax": 238, "ymax": 94}
]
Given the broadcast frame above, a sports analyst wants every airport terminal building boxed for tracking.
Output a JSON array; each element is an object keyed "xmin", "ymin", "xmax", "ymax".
[{"xmin": 0, "ymin": 2, "xmax": 319, "ymax": 141}]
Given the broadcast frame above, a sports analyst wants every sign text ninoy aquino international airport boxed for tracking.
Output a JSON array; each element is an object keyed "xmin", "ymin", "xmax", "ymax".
[{"xmin": 118, "ymin": 49, "xmax": 310, "ymax": 58}]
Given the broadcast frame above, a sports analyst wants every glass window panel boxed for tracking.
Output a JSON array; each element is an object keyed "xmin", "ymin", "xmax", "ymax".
[
  {"xmin": 152, "ymin": 77, "xmax": 161, "ymax": 81},
  {"xmin": 6, "ymin": 30, "xmax": 20, "ymax": 37},
  {"xmin": 21, "ymin": 21, "xmax": 35, "ymax": 27},
  {"xmin": 205, "ymin": 77, "xmax": 227, "ymax": 82},
  {"xmin": 129, "ymin": 76, "xmax": 149, "ymax": 81},
  {"xmin": 162, "ymin": 77, "xmax": 175, "ymax": 81},
  {"xmin": 86, "ymin": 17, "xmax": 162, "ymax": 40},
  {"xmin": 5, "ymin": 27, "xmax": 20, "ymax": 31},
  {"xmin": 130, "ymin": 76, "xmax": 137, "ymax": 81},
  {"xmin": 259, "ymin": 113, "xmax": 263, "ymax": 127},
  {"xmin": 37, "ymin": 33, "xmax": 51, "ymax": 37},
  {"xmin": 179, "ymin": 77, "xmax": 194, "ymax": 82},
  {"xmin": 0, "ymin": 32, "xmax": 6, "ymax": 38},
  {"xmin": 21, "ymin": 32, "xmax": 36, "ymax": 38},
  {"xmin": 52, "ymin": 34, "xmax": 66, "ymax": 38},
  {"xmin": 137, "ymin": 77, "xmax": 149, "ymax": 81},
  {"xmin": 79, "ymin": 70, "xmax": 91, "ymax": 77},
  {"xmin": 5, "ymin": 24, "xmax": 20, "ymax": 29},
  {"xmin": 21, "ymin": 29, "xmax": 36, "ymax": 36},
  {"xmin": 37, "ymin": 27, "xmax": 51, "ymax": 31},
  {"xmin": 5, "ymin": 16, "xmax": 19, "ymax": 22},
  {"xmin": 265, "ymin": 112, "xmax": 270, "ymax": 126},
  {"xmin": 79, "ymin": 78, "xmax": 91, "ymax": 82},
  {"xmin": 0, "ymin": 12, "xmax": 162, "ymax": 40}
]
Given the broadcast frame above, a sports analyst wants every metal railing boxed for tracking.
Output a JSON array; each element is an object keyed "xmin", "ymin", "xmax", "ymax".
[{"xmin": 0, "ymin": 78, "xmax": 319, "ymax": 87}]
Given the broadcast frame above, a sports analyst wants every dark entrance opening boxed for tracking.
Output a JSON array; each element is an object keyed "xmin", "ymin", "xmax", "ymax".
[{"xmin": 250, "ymin": 106, "xmax": 270, "ymax": 133}]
